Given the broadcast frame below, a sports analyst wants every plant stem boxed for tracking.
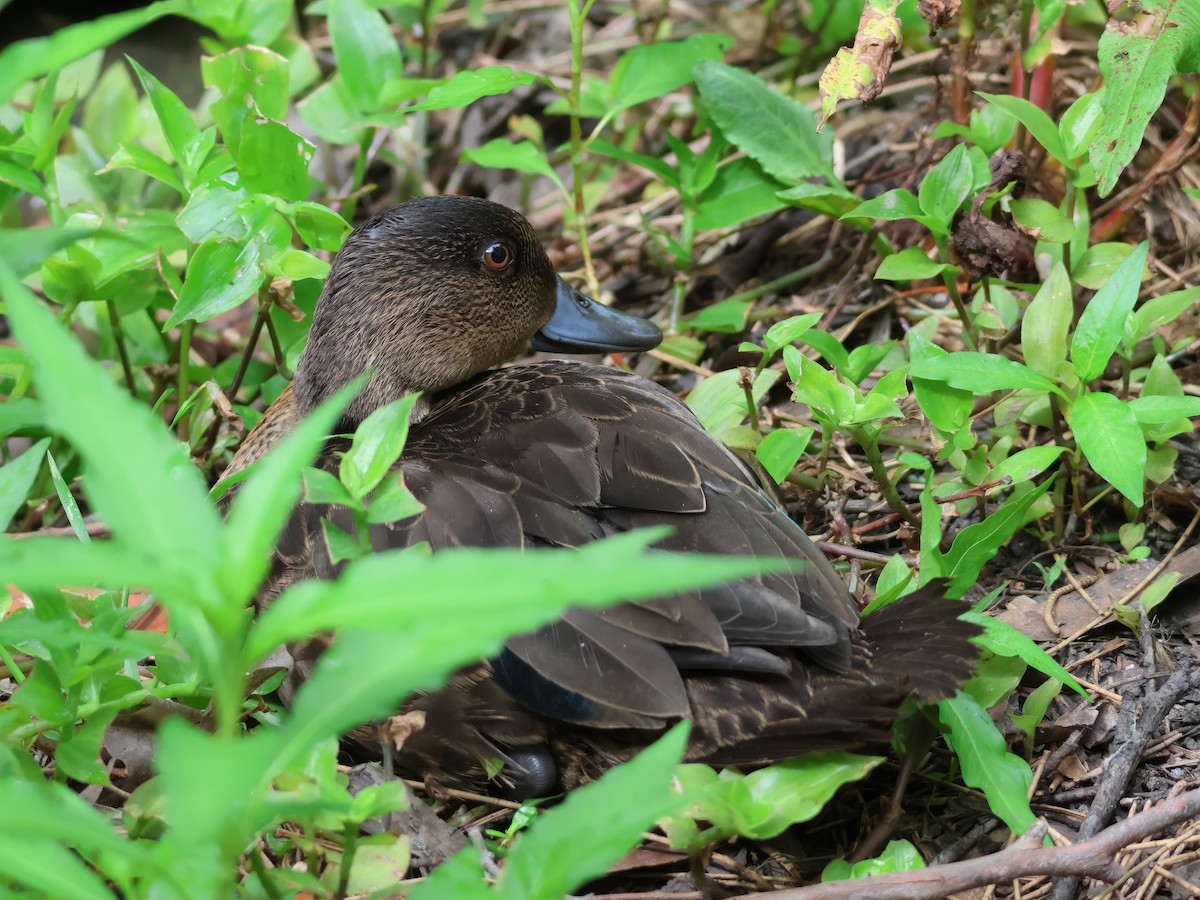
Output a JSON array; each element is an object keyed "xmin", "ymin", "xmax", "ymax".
[
  {"xmin": 567, "ymin": 0, "xmax": 599, "ymax": 296},
  {"xmin": 933, "ymin": 233, "xmax": 978, "ymax": 350},
  {"xmin": 177, "ymin": 320, "xmax": 194, "ymax": 438},
  {"xmin": 738, "ymin": 367, "xmax": 760, "ymax": 435},
  {"xmin": 263, "ymin": 307, "xmax": 292, "ymax": 378},
  {"xmin": 106, "ymin": 300, "xmax": 139, "ymax": 400},
  {"xmin": 336, "ymin": 821, "xmax": 359, "ymax": 900},
  {"xmin": 857, "ymin": 427, "xmax": 921, "ymax": 528},
  {"xmin": 228, "ymin": 288, "xmax": 271, "ymax": 402}
]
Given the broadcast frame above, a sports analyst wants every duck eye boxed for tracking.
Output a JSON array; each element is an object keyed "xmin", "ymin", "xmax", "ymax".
[{"xmin": 483, "ymin": 241, "xmax": 513, "ymax": 272}]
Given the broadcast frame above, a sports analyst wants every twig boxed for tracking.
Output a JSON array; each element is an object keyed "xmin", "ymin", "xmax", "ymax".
[
  {"xmin": 1050, "ymin": 664, "xmax": 1200, "ymax": 900},
  {"xmin": 762, "ymin": 789, "xmax": 1200, "ymax": 900}
]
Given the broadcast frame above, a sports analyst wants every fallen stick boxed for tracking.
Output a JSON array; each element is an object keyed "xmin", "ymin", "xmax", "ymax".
[{"xmin": 759, "ymin": 788, "xmax": 1200, "ymax": 900}]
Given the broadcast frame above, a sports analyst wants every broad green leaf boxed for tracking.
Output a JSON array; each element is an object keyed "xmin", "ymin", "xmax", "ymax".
[
  {"xmin": 286, "ymin": 201, "xmax": 353, "ymax": 252},
  {"xmin": 1021, "ymin": 262, "xmax": 1071, "ymax": 377},
  {"xmin": 219, "ymin": 380, "xmax": 360, "ymax": 604},
  {"xmin": 0, "ymin": 259, "xmax": 222, "ymax": 579},
  {"xmin": 494, "ymin": 724, "xmax": 690, "ymax": 898},
  {"xmin": 1072, "ymin": 241, "xmax": 1134, "ymax": 290},
  {"xmin": 366, "ymin": 471, "xmax": 426, "ymax": 524},
  {"xmin": 340, "ymin": 393, "xmax": 423, "ymax": 500},
  {"xmin": 1071, "ymin": 240, "xmax": 1148, "ymax": 382},
  {"xmin": 918, "ymin": 144, "xmax": 975, "ymax": 226},
  {"xmin": 686, "ymin": 369, "xmax": 780, "ymax": 441},
  {"xmin": 167, "ymin": 237, "xmax": 266, "ymax": 329},
  {"xmin": 694, "ymin": 158, "xmax": 790, "ymax": 231},
  {"xmin": 764, "ymin": 313, "xmax": 821, "ymax": 357},
  {"xmin": 0, "ymin": 226, "xmax": 96, "ymax": 278},
  {"xmin": 1069, "ymin": 391, "xmax": 1146, "ymax": 506},
  {"xmin": 732, "ymin": 753, "xmax": 882, "ymax": 839},
  {"xmin": 462, "ymin": 139, "xmax": 565, "ymax": 193},
  {"xmin": 909, "ymin": 353, "xmax": 1062, "ymax": 396},
  {"xmin": 977, "ymin": 91, "xmax": 1068, "ymax": 165},
  {"xmin": 177, "ymin": 178, "xmax": 250, "ymax": 244},
  {"xmin": 1128, "ymin": 395, "xmax": 1200, "ymax": 424},
  {"xmin": 1091, "ymin": 8, "xmax": 1200, "ymax": 196},
  {"xmin": 1132, "ymin": 286, "xmax": 1200, "ymax": 339},
  {"xmin": 1011, "ymin": 677, "xmax": 1063, "ymax": 744},
  {"xmin": 693, "ymin": 59, "xmax": 834, "ymax": 184},
  {"xmin": 0, "ymin": 1, "xmax": 184, "ymax": 105},
  {"xmin": 939, "ymin": 693, "xmax": 1037, "ymax": 836},
  {"xmin": 686, "ymin": 298, "xmax": 751, "ymax": 333},
  {"xmin": 989, "ymin": 445, "xmax": 1066, "ymax": 486},
  {"xmin": 1010, "ymin": 198, "xmax": 1073, "ymax": 243},
  {"xmin": 55, "ymin": 707, "xmax": 121, "ymax": 785},
  {"xmin": 962, "ymin": 612, "xmax": 1086, "ymax": 697},
  {"xmin": 249, "ymin": 529, "xmax": 771, "ymax": 665},
  {"xmin": 127, "ymin": 57, "xmax": 202, "ymax": 178},
  {"xmin": 775, "ymin": 181, "xmax": 859, "ymax": 218},
  {"xmin": 590, "ymin": 138, "xmax": 679, "ymax": 187},
  {"xmin": 934, "ymin": 479, "xmax": 1052, "ymax": 593},
  {"xmin": 0, "ymin": 438, "xmax": 49, "ymax": 530},
  {"xmin": 237, "ymin": 117, "xmax": 314, "ymax": 200},
  {"xmin": 823, "ymin": 839, "xmax": 925, "ymax": 882},
  {"xmin": 610, "ymin": 35, "xmax": 731, "ymax": 110},
  {"xmin": 843, "ymin": 187, "xmax": 924, "ymax": 223},
  {"xmin": 908, "ymin": 332, "xmax": 973, "ymax": 433},
  {"xmin": 0, "ymin": 839, "xmax": 117, "ymax": 900},
  {"xmin": 328, "ymin": 0, "xmax": 404, "ymax": 112},
  {"xmin": 1058, "ymin": 89, "xmax": 1106, "ymax": 160},
  {"xmin": 409, "ymin": 66, "xmax": 543, "ymax": 111},
  {"xmin": 202, "ymin": 46, "xmax": 290, "ymax": 156},
  {"xmin": 875, "ymin": 246, "xmax": 957, "ymax": 281},
  {"xmin": 756, "ymin": 427, "xmax": 813, "ymax": 483}
]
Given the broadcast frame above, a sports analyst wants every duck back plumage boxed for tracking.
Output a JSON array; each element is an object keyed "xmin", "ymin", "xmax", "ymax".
[{"xmin": 268, "ymin": 359, "xmax": 979, "ymax": 792}]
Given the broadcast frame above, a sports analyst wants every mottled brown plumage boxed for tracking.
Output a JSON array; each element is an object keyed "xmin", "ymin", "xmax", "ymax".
[{"xmin": 224, "ymin": 196, "xmax": 980, "ymax": 795}]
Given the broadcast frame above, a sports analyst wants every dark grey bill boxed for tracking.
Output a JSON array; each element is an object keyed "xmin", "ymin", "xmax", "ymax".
[{"xmin": 532, "ymin": 277, "xmax": 663, "ymax": 353}]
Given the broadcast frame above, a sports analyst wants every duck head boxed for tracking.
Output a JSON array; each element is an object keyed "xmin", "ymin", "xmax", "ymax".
[{"xmin": 293, "ymin": 196, "xmax": 662, "ymax": 424}]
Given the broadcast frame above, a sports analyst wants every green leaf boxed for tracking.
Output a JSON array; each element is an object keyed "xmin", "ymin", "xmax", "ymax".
[
  {"xmin": 286, "ymin": 201, "xmax": 353, "ymax": 252},
  {"xmin": 908, "ymin": 332, "xmax": 973, "ymax": 433},
  {"xmin": 328, "ymin": 0, "xmax": 404, "ymax": 112},
  {"xmin": 918, "ymin": 144, "xmax": 975, "ymax": 226},
  {"xmin": 100, "ymin": 144, "xmax": 185, "ymax": 193},
  {"xmin": 1010, "ymin": 198, "xmax": 1074, "ymax": 243},
  {"xmin": 47, "ymin": 451, "xmax": 90, "ymax": 543},
  {"xmin": 366, "ymin": 471, "xmax": 427, "ymax": 524},
  {"xmin": 248, "ymin": 529, "xmax": 771, "ymax": 666},
  {"xmin": 1072, "ymin": 241, "xmax": 1134, "ymax": 290},
  {"xmin": 909, "ymin": 353, "xmax": 1062, "ymax": 397},
  {"xmin": 962, "ymin": 612, "xmax": 1086, "ymax": 698},
  {"xmin": 0, "ymin": 839, "xmax": 118, "ymax": 900},
  {"xmin": 685, "ymin": 369, "xmax": 780, "ymax": 441},
  {"xmin": 219, "ymin": 380, "xmax": 360, "ymax": 605},
  {"xmin": 1069, "ymin": 391, "xmax": 1146, "ymax": 506},
  {"xmin": 126, "ymin": 57, "xmax": 202, "ymax": 178},
  {"xmin": 462, "ymin": 139, "xmax": 565, "ymax": 194},
  {"xmin": 202, "ymin": 46, "xmax": 290, "ymax": 156},
  {"xmin": 0, "ymin": 1, "xmax": 184, "ymax": 105},
  {"xmin": 55, "ymin": 707, "xmax": 121, "ymax": 785},
  {"xmin": 494, "ymin": 724, "xmax": 690, "ymax": 898},
  {"xmin": 842, "ymin": 188, "xmax": 925, "ymax": 223},
  {"xmin": 1091, "ymin": 8, "xmax": 1200, "ymax": 196},
  {"xmin": 939, "ymin": 693, "xmax": 1037, "ymax": 836},
  {"xmin": 237, "ymin": 118, "xmax": 315, "ymax": 201},
  {"xmin": 166, "ymin": 224, "xmax": 279, "ymax": 329},
  {"xmin": 610, "ymin": 35, "xmax": 731, "ymax": 110},
  {"xmin": 755, "ymin": 427, "xmax": 813, "ymax": 484},
  {"xmin": 340, "ymin": 394, "xmax": 422, "ymax": 500},
  {"xmin": 775, "ymin": 181, "xmax": 859, "ymax": 218},
  {"xmin": 693, "ymin": 59, "xmax": 834, "ymax": 184},
  {"xmin": 408, "ymin": 66, "xmax": 543, "ymax": 111},
  {"xmin": 1021, "ymin": 262, "xmax": 1071, "ymax": 377},
  {"xmin": 0, "ymin": 438, "xmax": 49, "ymax": 530},
  {"xmin": 764, "ymin": 313, "xmax": 821, "ymax": 357},
  {"xmin": 1071, "ymin": 240, "xmax": 1148, "ymax": 382},
  {"xmin": 686, "ymin": 298, "xmax": 751, "ymax": 333},
  {"xmin": 0, "ymin": 226, "xmax": 96, "ymax": 278},
  {"xmin": 823, "ymin": 839, "xmax": 925, "ymax": 882},
  {"xmin": 875, "ymin": 246, "xmax": 957, "ymax": 281},
  {"xmin": 1128, "ymin": 395, "xmax": 1200, "ymax": 424},
  {"xmin": 988, "ymin": 445, "xmax": 1066, "ymax": 486},
  {"xmin": 693, "ymin": 158, "xmax": 790, "ymax": 231},
  {"xmin": 934, "ymin": 479, "xmax": 1052, "ymax": 593},
  {"xmin": 977, "ymin": 91, "xmax": 1068, "ymax": 165},
  {"xmin": 0, "ymin": 259, "xmax": 222, "ymax": 580},
  {"xmin": 1058, "ymin": 89, "xmax": 1106, "ymax": 160},
  {"xmin": 1132, "ymin": 286, "xmax": 1200, "ymax": 339}
]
